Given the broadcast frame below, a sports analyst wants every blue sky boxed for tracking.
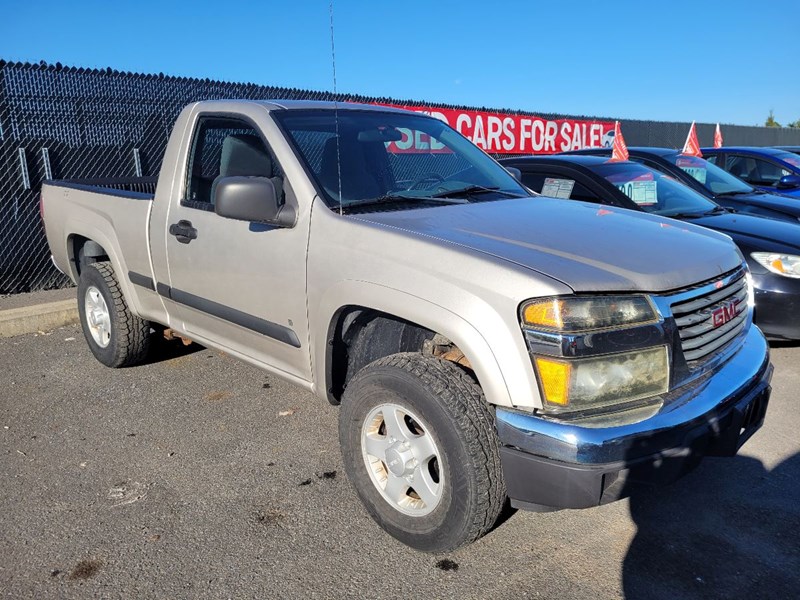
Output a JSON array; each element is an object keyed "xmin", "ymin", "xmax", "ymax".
[{"xmin": 2, "ymin": 0, "xmax": 797, "ymax": 126}]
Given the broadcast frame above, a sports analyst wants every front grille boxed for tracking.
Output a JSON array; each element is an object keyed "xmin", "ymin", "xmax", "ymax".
[{"xmin": 670, "ymin": 270, "xmax": 749, "ymax": 363}]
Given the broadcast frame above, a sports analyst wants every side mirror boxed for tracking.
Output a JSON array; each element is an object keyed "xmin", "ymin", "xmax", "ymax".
[
  {"xmin": 505, "ymin": 166, "xmax": 522, "ymax": 182},
  {"xmin": 213, "ymin": 176, "xmax": 295, "ymax": 227},
  {"xmin": 777, "ymin": 174, "xmax": 800, "ymax": 189}
]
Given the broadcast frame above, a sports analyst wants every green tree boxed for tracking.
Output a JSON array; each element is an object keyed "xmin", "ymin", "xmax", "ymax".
[
  {"xmin": 788, "ymin": 119, "xmax": 800, "ymax": 129},
  {"xmin": 765, "ymin": 109, "xmax": 781, "ymax": 128}
]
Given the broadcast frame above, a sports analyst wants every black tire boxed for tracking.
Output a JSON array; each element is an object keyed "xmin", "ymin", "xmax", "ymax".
[
  {"xmin": 339, "ymin": 352, "xmax": 506, "ymax": 552},
  {"xmin": 77, "ymin": 261, "xmax": 151, "ymax": 368}
]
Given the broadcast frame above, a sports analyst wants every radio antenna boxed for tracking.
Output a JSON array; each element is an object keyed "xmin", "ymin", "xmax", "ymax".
[{"xmin": 329, "ymin": 0, "xmax": 343, "ymax": 216}]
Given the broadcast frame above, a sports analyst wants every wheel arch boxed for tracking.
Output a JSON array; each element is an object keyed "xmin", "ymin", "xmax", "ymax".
[
  {"xmin": 315, "ymin": 283, "xmax": 517, "ymax": 409},
  {"xmin": 64, "ymin": 228, "xmax": 145, "ymax": 317},
  {"xmin": 69, "ymin": 234, "xmax": 109, "ymax": 278}
]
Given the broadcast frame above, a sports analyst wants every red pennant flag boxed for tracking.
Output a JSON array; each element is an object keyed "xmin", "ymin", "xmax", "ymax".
[
  {"xmin": 714, "ymin": 123, "xmax": 723, "ymax": 148},
  {"xmin": 609, "ymin": 121, "xmax": 629, "ymax": 162},
  {"xmin": 682, "ymin": 121, "xmax": 703, "ymax": 157}
]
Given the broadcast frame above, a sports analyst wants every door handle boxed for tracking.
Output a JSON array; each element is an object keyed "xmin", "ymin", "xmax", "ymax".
[{"xmin": 169, "ymin": 220, "xmax": 198, "ymax": 244}]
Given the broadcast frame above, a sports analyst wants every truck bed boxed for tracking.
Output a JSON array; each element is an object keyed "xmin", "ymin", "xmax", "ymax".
[{"xmin": 40, "ymin": 176, "xmax": 160, "ymax": 319}]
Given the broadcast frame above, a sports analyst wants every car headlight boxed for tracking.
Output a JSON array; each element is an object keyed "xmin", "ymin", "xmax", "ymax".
[
  {"xmin": 521, "ymin": 295, "xmax": 658, "ymax": 332},
  {"xmin": 751, "ymin": 252, "xmax": 800, "ymax": 278},
  {"xmin": 521, "ymin": 295, "xmax": 669, "ymax": 415},
  {"xmin": 534, "ymin": 347, "xmax": 669, "ymax": 413}
]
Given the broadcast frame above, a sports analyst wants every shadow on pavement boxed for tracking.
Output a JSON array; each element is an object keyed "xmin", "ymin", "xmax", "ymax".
[
  {"xmin": 137, "ymin": 333, "xmax": 205, "ymax": 366},
  {"xmin": 768, "ymin": 340, "xmax": 800, "ymax": 349},
  {"xmin": 621, "ymin": 451, "xmax": 800, "ymax": 600}
]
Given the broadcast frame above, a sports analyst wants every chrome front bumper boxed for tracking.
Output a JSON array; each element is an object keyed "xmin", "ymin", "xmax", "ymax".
[{"xmin": 496, "ymin": 325, "xmax": 772, "ymax": 510}]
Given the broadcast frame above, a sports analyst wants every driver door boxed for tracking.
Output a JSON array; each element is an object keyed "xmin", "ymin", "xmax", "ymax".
[{"xmin": 163, "ymin": 113, "xmax": 311, "ymax": 381}]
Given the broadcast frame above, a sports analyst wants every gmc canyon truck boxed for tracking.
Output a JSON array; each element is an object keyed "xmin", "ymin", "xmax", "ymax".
[{"xmin": 41, "ymin": 100, "xmax": 772, "ymax": 552}]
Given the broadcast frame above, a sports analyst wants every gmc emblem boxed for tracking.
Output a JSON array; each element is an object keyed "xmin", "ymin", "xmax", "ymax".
[{"xmin": 712, "ymin": 298, "xmax": 740, "ymax": 328}]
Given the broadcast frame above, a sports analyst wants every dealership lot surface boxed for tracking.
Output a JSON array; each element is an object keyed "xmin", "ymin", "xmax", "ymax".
[{"xmin": 1, "ymin": 326, "xmax": 798, "ymax": 599}]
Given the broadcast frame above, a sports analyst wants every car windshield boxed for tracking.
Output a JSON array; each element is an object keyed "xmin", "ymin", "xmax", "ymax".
[
  {"xmin": 587, "ymin": 162, "xmax": 718, "ymax": 217},
  {"xmin": 772, "ymin": 150, "xmax": 800, "ymax": 169},
  {"xmin": 665, "ymin": 153, "xmax": 754, "ymax": 195},
  {"xmin": 273, "ymin": 109, "xmax": 529, "ymax": 211}
]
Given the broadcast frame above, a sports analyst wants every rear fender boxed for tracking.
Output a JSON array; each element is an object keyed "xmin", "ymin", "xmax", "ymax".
[{"xmin": 63, "ymin": 223, "xmax": 146, "ymax": 318}]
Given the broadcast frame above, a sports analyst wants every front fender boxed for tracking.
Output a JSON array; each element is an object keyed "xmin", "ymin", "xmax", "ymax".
[{"xmin": 312, "ymin": 279, "xmax": 541, "ymax": 410}]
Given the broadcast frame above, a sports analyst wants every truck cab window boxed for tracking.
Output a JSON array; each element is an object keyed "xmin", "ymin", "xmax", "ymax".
[{"xmin": 184, "ymin": 117, "xmax": 282, "ymax": 209}]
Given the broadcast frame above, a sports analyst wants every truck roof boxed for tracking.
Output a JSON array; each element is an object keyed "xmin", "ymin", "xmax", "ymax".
[{"xmin": 192, "ymin": 99, "xmax": 410, "ymax": 113}]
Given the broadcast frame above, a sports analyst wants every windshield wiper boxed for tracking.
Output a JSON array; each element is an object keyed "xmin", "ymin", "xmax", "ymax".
[
  {"xmin": 431, "ymin": 185, "xmax": 526, "ymax": 199},
  {"xmin": 704, "ymin": 206, "xmax": 729, "ymax": 215},
  {"xmin": 664, "ymin": 211, "xmax": 707, "ymax": 219},
  {"xmin": 716, "ymin": 190, "xmax": 753, "ymax": 197},
  {"xmin": 341, "ymin": 193, "xmax": 466, "ymax": 212}
]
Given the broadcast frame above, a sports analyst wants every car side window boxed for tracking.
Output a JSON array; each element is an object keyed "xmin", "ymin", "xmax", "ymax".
[
  {"xmin": 570, "ymin": 182, "xmax": 604, "ymax": 203},
  {"xmin": 725, "ymin": 155, "xmax": 751, "ymax": 180},
  {"xmin": 184, "ymin": 116, "xmax": 281, "ymax": 210},
  {"xmin": 705, "ymin": 154, "xmax": 719, "ymax": 165},
  {"xmin": 520, "ymin": 172, "xmax": 548, "ymax": 193},
  {"xmin": 630, "ymin": 156, "xmax": 666, "ymax": 174},
  {"xmin": 726, "ymin": 154, "xmax": 787, "ymax": 186},
  {"xmin": 520, "ymin": 171, "xmax": 604, "ymax": 203}
]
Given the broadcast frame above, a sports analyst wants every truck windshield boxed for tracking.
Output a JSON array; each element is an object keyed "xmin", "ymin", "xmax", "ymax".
[
  {"xmin": 665, "ymin": 153, "xmax": 754, "ymax": 196},
  {"xmin": 273, "ymin": 109, "xmax": 529, "ymax": 211},
  {"xmin": 587, "ymin": 162, "xmax": 719, "ymax": 218}
]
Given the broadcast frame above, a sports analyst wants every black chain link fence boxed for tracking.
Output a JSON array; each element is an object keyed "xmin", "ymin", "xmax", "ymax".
[{"xmin": 3, "ymin": 59, "xmax": 800, "ymax": 294}]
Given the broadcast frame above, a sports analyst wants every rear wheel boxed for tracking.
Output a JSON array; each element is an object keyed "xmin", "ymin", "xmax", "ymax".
[
  {"xmin": 77, "ymin": 261, "xmax": 151, "ymax": 367},
  {"xmin": 339, "ymin": 353, "xmax": 506, "ymax": 552}
]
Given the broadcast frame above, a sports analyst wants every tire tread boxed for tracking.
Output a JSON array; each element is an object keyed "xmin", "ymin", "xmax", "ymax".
[
  {"xmin": 344, "ymin": 352, "xmax": 506, "ymax": 550},
  {"xmin": 82, "ymin": 261, "xmax": 150, "ymax": 367}
]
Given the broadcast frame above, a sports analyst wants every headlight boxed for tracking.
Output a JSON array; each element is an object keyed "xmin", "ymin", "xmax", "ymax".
[
  {"xmin": 534, "ymin": 347, "xmax": 669, "ymax": 413},
  {"xmin": 751, "ymin": 252, "xmax": 800, "ymax": 278},
  {"xmin": 520, "ymin": 295, "xmax": 668, "ymax": 415},
  {"xmin": 521, "ymin": 295, "xmax": 658, "ymax": 332}
]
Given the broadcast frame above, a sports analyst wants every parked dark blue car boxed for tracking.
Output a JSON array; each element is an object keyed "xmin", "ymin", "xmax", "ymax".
[
  {"xmin": 775, "ymin": 146, "xmax": 800, "ymax": 156},
  {"xmin": 566, "ymin": 146, "xmax": 800, "ymax": 224},
  {"xmin": 700, "ymin": 146, "xmax": 800, "ymax": 198},
  {"xmin": 501, "ymin": 154, "xmax": 800, "ymax": 340}
]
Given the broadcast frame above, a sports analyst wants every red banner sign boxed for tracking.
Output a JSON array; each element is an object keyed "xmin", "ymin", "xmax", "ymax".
[{"xmin": 376, "ymin": 103, "xmax": 615, "ymax": 155}]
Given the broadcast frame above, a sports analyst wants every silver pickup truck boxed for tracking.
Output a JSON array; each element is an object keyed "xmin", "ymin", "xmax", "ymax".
[{"xmin": 41, "ymin": 100, "xmax": 772, "ymax": 552}]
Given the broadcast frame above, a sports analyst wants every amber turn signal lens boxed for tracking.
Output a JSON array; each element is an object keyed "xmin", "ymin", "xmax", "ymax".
[
  {"xmin": 534, "ymin": 357, "xmax": 571, "ymax": 406},
  {"xmin": 523, "ymin": 299, "xmax": 562, "ymax": 329}
]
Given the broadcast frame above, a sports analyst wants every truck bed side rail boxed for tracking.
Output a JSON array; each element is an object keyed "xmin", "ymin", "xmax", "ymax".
[{"xmin": 49, "ymin": 177, "xmax": 158, "ymax": 199}]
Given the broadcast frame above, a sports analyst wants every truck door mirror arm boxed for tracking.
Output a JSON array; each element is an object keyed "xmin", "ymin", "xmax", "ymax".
[{"xmin": 213, "ymin": 176, "xmax": 296, "ymax": 227}]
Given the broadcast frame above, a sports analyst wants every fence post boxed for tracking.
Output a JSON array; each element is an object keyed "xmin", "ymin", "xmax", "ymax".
[
  {"xmin": 17, "ymin": 147, "xmax": 30, "ymax": 190},
  {"xmin": 133, "ymin": 148, "xmax": 142, "ymax": 177},
  {"xmin": 41, "ymin": 147, "xmax": 52, "ymax": 180}
]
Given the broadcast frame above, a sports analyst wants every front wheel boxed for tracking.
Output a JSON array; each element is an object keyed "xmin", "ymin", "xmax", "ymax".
[
  {"xmin": 339, "ymin": 353, "xmax": 506, "ymax": 552},
  {"xmin": 77, "ymin": 261, "xmax": 151, "ymax": 367}
]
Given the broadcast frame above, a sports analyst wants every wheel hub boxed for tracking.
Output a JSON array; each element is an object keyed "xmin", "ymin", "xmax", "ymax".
[
  {"xmin": 384, "ymin": 441, "xmax": 416, "ymax": 477},
  {"xmin": 84, "ymin": 286, "xmax": 111, "ymax": 348},
  {"xmin": 361, "ymin": 403, "xmax": 443, "ymax": 516}
]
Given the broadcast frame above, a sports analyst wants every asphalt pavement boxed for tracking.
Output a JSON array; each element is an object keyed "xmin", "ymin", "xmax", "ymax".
[{"xmin": 1, "ymin": 326, "xmax": 798, "ymax": 599}]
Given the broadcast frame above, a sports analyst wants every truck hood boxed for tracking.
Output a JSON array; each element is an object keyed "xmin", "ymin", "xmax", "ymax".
[{"xmin": 355, "ymin": 197, "xmax": 742, "ymax": 293}]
